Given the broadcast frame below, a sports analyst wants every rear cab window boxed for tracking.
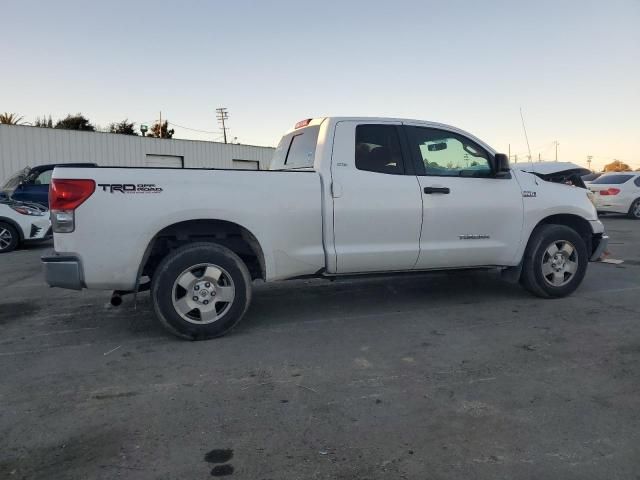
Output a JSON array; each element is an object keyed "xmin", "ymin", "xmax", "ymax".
[
  {"xmin": 270, "ymin": 126, "xmax": 320, "ymax": 170},
  {"xmin": 592, "ymin": 174, "xmax": 633, "ymax": 184}
]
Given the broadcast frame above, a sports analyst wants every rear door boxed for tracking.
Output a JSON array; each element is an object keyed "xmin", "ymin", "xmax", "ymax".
[
  {"xmin": 405, "ymin": 125, "xmax": 524, "ymax": 268},
  {"xmin": 331, "ymin": 121, "xmax": 423, "ymax": 273}
]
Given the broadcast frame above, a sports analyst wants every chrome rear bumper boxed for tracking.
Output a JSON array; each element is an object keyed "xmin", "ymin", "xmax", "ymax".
[{"xmin": 41, "ymin": 252, "xmax": 84, "ymax": 290}]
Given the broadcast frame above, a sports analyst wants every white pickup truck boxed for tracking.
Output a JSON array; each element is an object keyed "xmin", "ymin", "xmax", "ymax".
[{"xmin": 43, "ymin": 117, "xmax": 608, "ymax": 340}]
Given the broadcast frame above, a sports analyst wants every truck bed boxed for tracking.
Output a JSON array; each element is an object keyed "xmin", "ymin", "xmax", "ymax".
[{"xmin": 52, "ymin": 167, "xmax": 325, "ymax": 289}]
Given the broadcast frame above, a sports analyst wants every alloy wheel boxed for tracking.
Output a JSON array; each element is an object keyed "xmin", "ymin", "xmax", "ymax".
[
  {"xmin": 171, "ymin": 263, "xmax": 235, "ymax": 324},
  {"xmin": 0, "ymin": 227, "xmax": 13, "ymax": 251},
  {"xmin": 541, "ymin": 240, "xmax": 578, "ymax": 287}
]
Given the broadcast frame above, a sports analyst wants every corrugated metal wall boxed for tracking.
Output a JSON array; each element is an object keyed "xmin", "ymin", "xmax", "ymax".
[{"xmin": 0, "ymin": 125, "xmax": 274, "ymax": 182}]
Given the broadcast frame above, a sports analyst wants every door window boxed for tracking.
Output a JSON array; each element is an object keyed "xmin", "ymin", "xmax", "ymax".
[
  {"xmin": 355, "ymin": 125, "xmax": 405, "ymax": 174},
  {"xmin": 33, "ymin": 170, "xmax": 53, "ymax": 185},
  {"xmin": 408, "ymin": 127, "xmax": 491, "ymax": 177}
]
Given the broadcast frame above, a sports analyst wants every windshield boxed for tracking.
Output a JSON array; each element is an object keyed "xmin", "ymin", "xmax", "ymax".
[
  {"xmin": 1, "ymin": 167, "xmax": 31, "ymax": 190},
  {"xmin": 592, "ymin": 174, "xmax": 633, "ymax": 185}
]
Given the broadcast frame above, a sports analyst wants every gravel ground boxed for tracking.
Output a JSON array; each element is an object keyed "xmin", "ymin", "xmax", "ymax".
[{"xmin": 1, "ymin": 216, "xmax": 639, "ymax": 479}]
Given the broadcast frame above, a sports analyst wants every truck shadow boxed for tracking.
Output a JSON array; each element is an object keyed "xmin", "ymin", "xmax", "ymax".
[{"xmin": 236, "ymin": 270, "xmax": 527, "ymax": 333}]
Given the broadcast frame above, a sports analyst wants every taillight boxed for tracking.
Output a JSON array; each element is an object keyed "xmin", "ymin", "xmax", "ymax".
[
  {"xmin": 49, "ymin": 179, "xmax": 95, "ymax": 233},
  {"xmin": 599, "ymin": 188, "xmax": 620, "ymax": 196}
]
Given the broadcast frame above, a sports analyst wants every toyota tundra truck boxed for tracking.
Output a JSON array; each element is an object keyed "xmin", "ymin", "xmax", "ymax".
[{"xmin": 42, "ymin": 117, "xmax": 608, "ymax": 340}]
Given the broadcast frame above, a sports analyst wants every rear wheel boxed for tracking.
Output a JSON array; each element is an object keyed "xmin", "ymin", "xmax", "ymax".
[
  {"xmin": 520, "ymin": 224, "xmax": 588, "ymax": 298},
  {"xmin": 0, "ymin": 222, "xmax": 19, "ymax": 253},
  {"xmin": 627, "ymin": 198, "xmax": 640, "ymax": 219},
  {"xmin": 151, "ymin": 242, "xmax": 252, "ymax": 340}
]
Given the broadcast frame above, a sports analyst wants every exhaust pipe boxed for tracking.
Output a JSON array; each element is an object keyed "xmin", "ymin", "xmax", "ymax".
[{"xmin": 110, "ymin": 292, "xmax": 123, "ymax": 306}]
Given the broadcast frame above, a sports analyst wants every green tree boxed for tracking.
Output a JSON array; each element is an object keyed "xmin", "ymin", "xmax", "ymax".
[
  {"xmin": 147, "ymin": 120, "xmax": 174, "ymax": 139},
  {"xmin": 55, "ymin": 113, "xmax": 95, "ymax": 131},
  {"xmin": 34, "ymin": 115, "xmax": 53, "ymax": 128},
  {"xmin": 0, "ymin": 112, "xmax": 24, "ymax": 124},
  {"xmin": 109, "ymin": 119, "xmax": 138, "ymax": 135}
]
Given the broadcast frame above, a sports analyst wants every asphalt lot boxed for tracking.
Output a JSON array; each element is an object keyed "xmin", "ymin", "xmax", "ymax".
[{"xmin": 1, "ymin": 216, "xmax": 639, "ymax": 480}]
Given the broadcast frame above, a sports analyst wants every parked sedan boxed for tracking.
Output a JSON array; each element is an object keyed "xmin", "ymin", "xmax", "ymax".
[
  {"xmin": 0, "ymin": 199, "xmax": 51, "ymax": 253},
  {"xmin": 588, "ymin": 172, "xmax": 640, "ymax": 219}
]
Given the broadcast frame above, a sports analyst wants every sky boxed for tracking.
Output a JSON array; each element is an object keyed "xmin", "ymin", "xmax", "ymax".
[{"xmin": 2, "ymin": 0, "xmax": 639, "ymax": 170}]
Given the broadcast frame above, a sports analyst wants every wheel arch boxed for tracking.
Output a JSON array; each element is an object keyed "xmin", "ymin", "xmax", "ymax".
[
  {"xmin": 0, "ymin": 216, "xmax": 24, "ymax": 242},
  {"xmin": 527, "ymin": 213, "xmax": 593, "ymax": 256},
  {"xmin": 139, "ymin": 219, "xmax": 266, "ymax": 285}
]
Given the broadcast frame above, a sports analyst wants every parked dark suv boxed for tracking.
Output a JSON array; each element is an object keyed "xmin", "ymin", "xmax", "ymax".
[{"xmin": 0, "ymin": 163, "xmax": 96, "ymax": 207}]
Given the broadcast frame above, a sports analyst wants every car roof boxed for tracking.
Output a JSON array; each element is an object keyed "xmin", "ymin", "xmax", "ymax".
[
  {"xmin": 284, "ymin": 117, "xmax": 496, "ymax": 154},
  {"xmin": 31, "ymin": 162, "xmax": 97, "ymax": 172},
  {"xmin": 598, "ymin": 172, "xmax": 639, "ymax": 177}
]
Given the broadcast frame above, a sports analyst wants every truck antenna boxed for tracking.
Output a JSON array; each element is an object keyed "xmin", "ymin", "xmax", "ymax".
[{"xmin": 520, "ymin": 107, "xmax": 538, "ymax": 185}]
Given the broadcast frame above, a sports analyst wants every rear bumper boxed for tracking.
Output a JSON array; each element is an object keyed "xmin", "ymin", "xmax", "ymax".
[
  {"xmin": 41, "ymin": 252, "xmax": 85, "ymax": 290},
  {"xmin": 594, "ymin": 200, "xmax": 629, "ymax": 214},
  {"xmin": 590, "ymin": 234, "xmax": 609, "ymax": 261}
]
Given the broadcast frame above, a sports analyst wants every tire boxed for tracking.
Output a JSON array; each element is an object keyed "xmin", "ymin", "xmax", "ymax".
[
  {"xmin": 520, "ymin": 224, "xmax": 588, "ymax": 298},
  {"xmin": 627, "ymin": 198, "xmax": 640, "ymax": 219},
  {"xmin": 151, "ymin": 242, "xmax": 252, "ymax": 340},
  {"xmin": 0, "ymin": 222, "xmax": 19, "ymax": 253}
]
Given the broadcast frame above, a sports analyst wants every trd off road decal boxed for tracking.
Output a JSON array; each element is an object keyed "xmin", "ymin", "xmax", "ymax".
[{"xmin": 98, "ymin": 183, "xmax": 163, "ymax": 194}]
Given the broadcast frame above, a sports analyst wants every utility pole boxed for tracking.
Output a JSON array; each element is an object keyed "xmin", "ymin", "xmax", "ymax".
[
  {"xmin": 514, "ymin": 154, "xmax": 518, "ymax": 163},
  {"xmin": 159, "ymin": 111, "xmax": 162, "ymax": 138},
  {"xmin": 508, "ymin": 144, "xmax": 511, "ymax": 162},
  {"xmin": 587, "ymin": 155, "xmax": 593, "ymax": 171},
  {"xmin": 554, "ymin": 140, "xmax": 559, "ymax": 161},
  {"xmin": 538, "ymin": 153, "xmax": 541, "ymax": 162},
  {"xmin": 216, "ymin": 107, "xmax": 229, "ymax": 144}
]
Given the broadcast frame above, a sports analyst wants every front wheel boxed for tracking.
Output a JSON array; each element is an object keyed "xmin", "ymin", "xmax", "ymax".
[
  {"xmin": 520, "ymin": 224, "xmax": 588, "ymax": 298},
  {"xmin": 151, "ymin": 242, "xmax": 252, "ymax": 340},
  {"xmin": 0, "ymin": 222, "xmax": 19, "ymax": 253}
]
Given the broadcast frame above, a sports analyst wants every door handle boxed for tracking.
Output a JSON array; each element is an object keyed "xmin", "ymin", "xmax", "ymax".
[{"xmin": 423, "ymin": 186, "xmax": 450, "ymax": 194}]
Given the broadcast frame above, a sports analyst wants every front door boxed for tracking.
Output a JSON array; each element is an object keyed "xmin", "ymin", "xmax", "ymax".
[
  {"xmin": 405, "ymin": 125, "xmax": 524, "ymax": 269},
  {"xmin": 331, "ymin": 121, "xmax": 423, "ymax": 273}
]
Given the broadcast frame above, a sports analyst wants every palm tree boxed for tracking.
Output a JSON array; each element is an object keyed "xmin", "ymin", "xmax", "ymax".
[{"xmin": 0, "ymin": 112, "xmax": 24, "ymax": 124}]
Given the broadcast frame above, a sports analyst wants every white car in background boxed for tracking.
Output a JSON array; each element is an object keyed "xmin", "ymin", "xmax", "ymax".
[
  {"xmin": 0, "ymin": 199, "xmax": 51, "ymax": 253},
  {"xmin": 588, "ymin": 172, "xmax": 640, "ymax": 219}
]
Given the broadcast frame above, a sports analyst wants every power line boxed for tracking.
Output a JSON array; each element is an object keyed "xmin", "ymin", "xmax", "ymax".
[{"xmin": 167, "ymin": 122, "xmax": 218, "ymax": 134}]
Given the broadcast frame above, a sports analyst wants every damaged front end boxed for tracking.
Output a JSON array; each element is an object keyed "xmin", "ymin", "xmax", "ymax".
[{"xmin": 512, "ymin": 162, "xmax": 591, "ymax": 189}]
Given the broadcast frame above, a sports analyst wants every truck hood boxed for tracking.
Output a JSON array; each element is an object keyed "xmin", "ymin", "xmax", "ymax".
[
  {"xmin": 511, "ymin": 162, "xmax": 590, "ymax": 177},
  {"xmin": 511, "ymin": 162, "xmax": 590, "ymax": 188}
]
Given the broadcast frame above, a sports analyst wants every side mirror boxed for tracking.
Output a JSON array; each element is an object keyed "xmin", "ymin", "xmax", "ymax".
[{"xmin": 494, "ymin": 153, "xmax": 510, "ymax": 175}]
